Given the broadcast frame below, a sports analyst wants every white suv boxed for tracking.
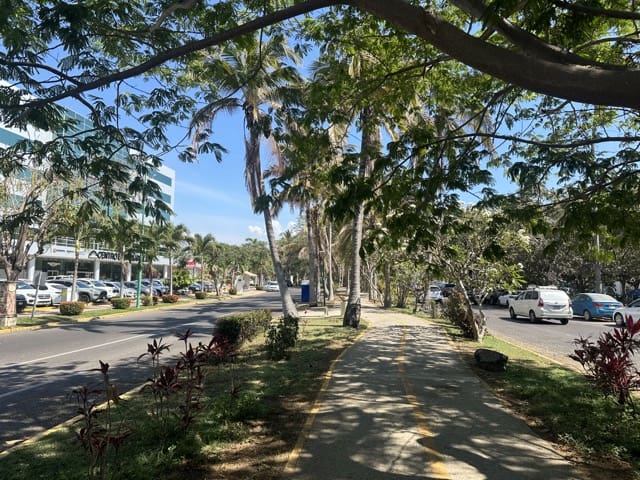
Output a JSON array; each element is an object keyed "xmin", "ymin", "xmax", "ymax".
[{"xmin": 508, "ymin": 286, "xmax": 572, "ymax": 324}]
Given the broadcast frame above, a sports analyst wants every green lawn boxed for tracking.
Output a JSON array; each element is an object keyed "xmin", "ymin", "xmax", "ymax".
[
  {"xmin": 0, "ymin": 315, "xmax": 362, "ymax": 480},
  {"xmin": 423, "ymin": 311, "xmax": 640, "ymax": 480}
]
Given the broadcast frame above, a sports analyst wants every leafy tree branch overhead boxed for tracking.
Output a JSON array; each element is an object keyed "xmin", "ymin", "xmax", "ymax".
[{"xmin": 1, "ymin": 0, "xmax": 640, "ymax": 113}]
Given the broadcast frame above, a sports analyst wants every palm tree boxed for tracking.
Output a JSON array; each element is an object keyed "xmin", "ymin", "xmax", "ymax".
[
  {"xmin": 160, "ymin": 222, "xmax": 189, "ymax": 294},
  {"xmin": 185, "ymin": 233, "xmax": 216, "ymax": 288},
  {"xmin": 188, "ymin": 34, "xmax": 301, "ymax": 317},
  {"xmin": 95, "ymin": 214, "xmax": 139, "ymax": 297}
]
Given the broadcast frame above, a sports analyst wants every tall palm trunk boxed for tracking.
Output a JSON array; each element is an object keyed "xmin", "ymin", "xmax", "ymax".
[
  {"xmin": 306, "ymin": 204, "xmax": 318, "ymax": 306},
  {"xmin": 263, "ymin": 207, "xmax": 298, "ymax": 317},
  {"xmin": 343, "ymin": 105, "xmax": 377, "ymax": 327},
  {"xmin": 325, "ymin": 223, "xmax": 335, "ymax": 302},
  {"xmin": 245, "ymin": 112, "xmax": 298, "ymax": 318}
]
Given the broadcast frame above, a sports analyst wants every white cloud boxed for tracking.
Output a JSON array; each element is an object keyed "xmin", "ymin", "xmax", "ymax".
[{"xmin": 248, "ymin": 225, "xmax": 264, "ymax": 236}]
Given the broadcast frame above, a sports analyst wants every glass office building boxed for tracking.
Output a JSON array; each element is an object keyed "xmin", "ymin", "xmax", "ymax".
[{"xmin": 0, "ymin": 113, "xmax": 176, "ymax": 283}]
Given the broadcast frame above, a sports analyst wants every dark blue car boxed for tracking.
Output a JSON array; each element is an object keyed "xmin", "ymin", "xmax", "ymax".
[
  {"xmin": 571, "ymin": 293, "xmax": 622, "ymax": 321},
  {"xmin": 16, "ymin": 293, "xmax": 27, "ymax": 313}
]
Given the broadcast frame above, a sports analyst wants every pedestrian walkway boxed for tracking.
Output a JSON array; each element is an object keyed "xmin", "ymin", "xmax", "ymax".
[{"xmin": 285, "ymin": 305, "xmax": 582, "ymax": 479}]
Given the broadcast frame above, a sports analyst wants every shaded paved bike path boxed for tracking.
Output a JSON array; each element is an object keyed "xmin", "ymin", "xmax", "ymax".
[{"xmin": 286, "ymin": 308, "xmax": 582, "ymax": 479}]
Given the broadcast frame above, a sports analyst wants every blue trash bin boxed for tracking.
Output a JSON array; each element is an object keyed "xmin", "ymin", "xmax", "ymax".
[{"xmin": 301, "ymin": 283, "xmax": 310, "ymax": 302}]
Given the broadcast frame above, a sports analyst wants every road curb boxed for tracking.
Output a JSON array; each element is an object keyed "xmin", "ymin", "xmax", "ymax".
[{"xmin": 0, "ymin": 292, "xmax": 261, "ymax": 336}]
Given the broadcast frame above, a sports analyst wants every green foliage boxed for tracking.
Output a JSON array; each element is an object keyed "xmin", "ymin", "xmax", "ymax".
[
  {"xmin": 59, "ymin": 301, "xmax": 85, "ymax": 316},
  {"xmin": 141, "ymin": 295, "xmax": 157, "ymax": 306},
  {"xmin": 194, "ymin": 291, "xmax": 207, "ymax": 300},
  {"xmin": 110, "ymin": 297, "xmax": 131, "ymax": 309},
  {"xmin": 228, "ymin": 287, "xmax": 237, "ymax": 295},
  {"xmin": 171, "ymin": 269, "xmax": 191, "ymax": 290},
  {"xmin": 477, "ymin": 334, "xmax": 640, "ymax": 471},
  {"xmin": 265, "ymin": 315, "xmax": 299, "ymax": 360},
  {"xmin": 442, "ymin": 292, "xmax": 475, "ymax": 338},
  {"xmin": 214, "ymin": 310, "xmax": 272, "ymax": 346},
  {"xmin": 161, "ymin": 294, "xmax": 179, "ymax": 303}
]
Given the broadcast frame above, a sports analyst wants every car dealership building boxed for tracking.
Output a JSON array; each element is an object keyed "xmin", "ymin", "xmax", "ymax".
[{"xmin": 0, "ymin": 110, "xmax": 177, "ymax": 284}]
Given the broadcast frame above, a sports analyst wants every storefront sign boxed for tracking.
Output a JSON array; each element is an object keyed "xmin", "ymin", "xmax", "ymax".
[{"xmin": 88, "ymin": 250, "xmax": 120, "ymax": 261}]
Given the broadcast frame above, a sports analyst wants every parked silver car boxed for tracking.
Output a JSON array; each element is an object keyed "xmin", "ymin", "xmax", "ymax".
[{"xmin": 105, "ymin": 281, "xmax": 137, "ymax": 298}]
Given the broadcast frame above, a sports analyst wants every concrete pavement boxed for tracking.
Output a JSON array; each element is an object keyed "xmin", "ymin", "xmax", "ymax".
[{"xmin": 285, "ymin": 305, "xmax": 582, "ymax": 480}]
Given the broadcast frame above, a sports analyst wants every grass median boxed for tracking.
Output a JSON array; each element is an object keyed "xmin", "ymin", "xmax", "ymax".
[
  {"xmin": 0, "ymin": 315, "xmax": 363, "ymax": 480},
  {"xmin": 422, "ymin": 311, "xmax": 640, "ymax": 480}
]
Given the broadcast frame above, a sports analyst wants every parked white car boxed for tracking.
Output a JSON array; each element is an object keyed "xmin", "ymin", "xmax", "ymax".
[
  {"xmin": 105, "ymin": 281, "xmax": 137, "ymax": 298},
  {"xmin": 45, "ymin": 282, "xmax": 64, "ymax": 305},
  {"xmin": 508, "ymin": 286, "xmax": 572, "ymax": 324},
  {"xmin": 17, "ymin": 281, "xmax": 52, "ymax": 307},
  {"xmin": 264, "ymin": 281, "xmax": 280, "ymax": 292},
  {"xmin": 498, "ymin": 291, "xmax": 521, "ymax": 307},
  {"xmin": 86, "ymin": 279, "xmax": 118, "ymax": 299},
  {"xmin": 427, "ymin": 285, "xmax": 443, "ymax": 303},
  {"xmin": 612, "ymin": 298, "xmax": 640, "ymax": 327}
]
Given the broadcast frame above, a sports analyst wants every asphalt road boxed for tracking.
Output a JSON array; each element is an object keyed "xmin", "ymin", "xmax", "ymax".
[
  {"xmin": 479, "ymin": 304, "xmax": 621, "ymax": 368},
  {"xmin": 0, "ymin": 292, "xmax": 283, "ymax": 452}
]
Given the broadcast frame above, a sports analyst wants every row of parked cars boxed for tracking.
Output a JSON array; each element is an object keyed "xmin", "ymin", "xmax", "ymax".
[
  {"xmin": 499, "ymin": 286, "xmax": 636, "ymax": 327},
  {"xmin": 427, "ymin": 283, "xmax": 636, "ymax": 327},
  {"xmin": 13, "ymin": 277, "xmax": 171, "ymax": 312}
]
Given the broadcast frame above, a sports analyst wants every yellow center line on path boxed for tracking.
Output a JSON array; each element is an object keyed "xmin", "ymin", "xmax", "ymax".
[{"xmin": 397, "ymin": 326, "xmax": 450, "ymax": 480}]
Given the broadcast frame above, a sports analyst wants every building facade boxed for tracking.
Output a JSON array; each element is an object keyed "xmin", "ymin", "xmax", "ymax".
[{"xmin": 0, "ymin": 114, "xmax": 176, "ymax": 283}]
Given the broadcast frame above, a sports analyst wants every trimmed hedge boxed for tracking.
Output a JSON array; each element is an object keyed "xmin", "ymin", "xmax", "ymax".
[
  {"xmin": 141, "ymin": 295, "xmax": 158, "ymax": 306},
  {"xmin": 228, "ymin": 287, "xmax": 237, "ymax": 295},
  {"xmin": 59, "ymin": 301, "xmax": 85, "ymax": 316},
  {"xmin": 111, "ymin": 297, "xmax": 131, "ymax": 309},
  {"xmin": 161, "ymin": 294, "xmax": 179, "ymax": 303},
  {"xmin": 194, "ymin": 291, "xmax": 207, "ymax": 300},
  {"xmin": 214, "ymin": 309, "xmax": 272, "ymax": 346}
]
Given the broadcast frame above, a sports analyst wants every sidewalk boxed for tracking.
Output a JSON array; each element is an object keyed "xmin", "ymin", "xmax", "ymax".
[{"xmin": 285, "ymin": 305, "xmax": 582, "ymax": 479}]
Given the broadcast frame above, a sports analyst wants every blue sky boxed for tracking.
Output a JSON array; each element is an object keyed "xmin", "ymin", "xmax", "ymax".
[{"xmin": 162, "ymin": 111, "xmax": 301, "ymax": 246}]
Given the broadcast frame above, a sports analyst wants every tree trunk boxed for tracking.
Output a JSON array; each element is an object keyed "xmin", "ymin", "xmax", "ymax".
[
  {"xmin": 343, "ymin": 105, "xmax": 377, "ymax": 327},
  {"xmin": 0, "ymin": 281, "xmax": 18, "ymax": 327},
  {"xmin": 306, "ymin": 205, "xmax": 318, "ymax": 306},
  {"xmin": 326, "ymin": 223, "xmax": 335, "ymax": 302},
  {"xmin": 343, "ymin": 203, "xmax": 365, "ymax": 327},
  {"xmin": 456, "ymin": 279, "xmax": 486, "ymax": 342},
  {"xmin": 383, "ymin": 262, "xmax": 392, "ymax": 308},
  {"xmin": 169, "ymin": 251, "xmax": 174, "ymax": 295},
  {"xmin": 263, "ymin": 208, "xmax": 298, "ymax": 318}
]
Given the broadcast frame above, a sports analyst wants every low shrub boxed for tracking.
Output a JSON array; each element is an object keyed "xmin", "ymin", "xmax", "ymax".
[
  {"xmin": 265, "ymin": 315, "xmax": 299, "ymax": 360},
  {"xmin": 111, "ymin": 297, "xmax": 131, "ymax": 309},
  {"xmin": 59, "ymin": 301, "xmax": 85, "ymax": 316},
  {"xmin": 141, "ymin": 295, "xmax": 158, "ymax": 306},
  {"xmin": 571, "ymin": 316, "xmax": 640, "ymax": 405},
  {"xmin": 162, "ymin": 294, "xmax": 179, "ymax": 303},
  {"xmin": 228, "ymin": 287, "xmax": 237, "ymax": 295},
  {"xmin": 442, "ymin": 291, "xmax": 476, "ymax": 338},
  {"xmin": 194, "ymin": 291, "xmax": 207, "ymax": 300},
  {"xmin": 215, "ymin": 310, "xmax": 273, "ymax": 346}
]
